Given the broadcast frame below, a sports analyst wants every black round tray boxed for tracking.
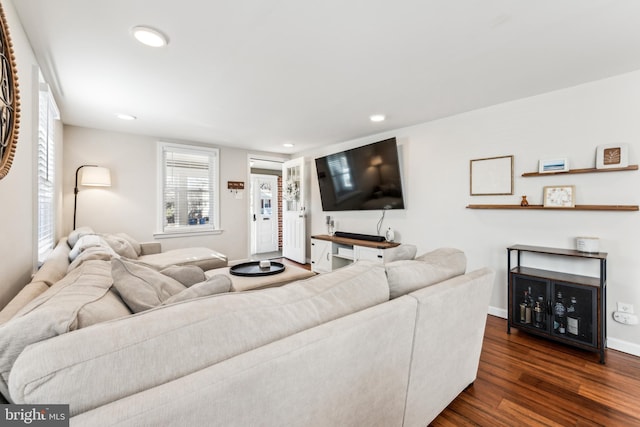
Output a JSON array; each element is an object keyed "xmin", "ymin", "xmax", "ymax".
[{"xmin": 229, "ymin": 261, "xmax": 285, "ymax": 277}]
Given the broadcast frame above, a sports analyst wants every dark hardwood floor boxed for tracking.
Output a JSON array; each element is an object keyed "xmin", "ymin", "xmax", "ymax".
[{"xmin": 431, "ymin": 315, "xmax": 640, "ymax": 426}]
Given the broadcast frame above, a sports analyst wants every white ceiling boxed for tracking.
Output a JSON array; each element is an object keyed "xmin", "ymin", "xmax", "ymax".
[{"xmin": 13, "ymin": 0, "xmax": 640, "ymax": 154}]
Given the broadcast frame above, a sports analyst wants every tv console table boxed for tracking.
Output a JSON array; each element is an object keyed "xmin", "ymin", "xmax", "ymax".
[{"xmin": 310, "ymin": 234, "xmax": 400, "ymax": 273}]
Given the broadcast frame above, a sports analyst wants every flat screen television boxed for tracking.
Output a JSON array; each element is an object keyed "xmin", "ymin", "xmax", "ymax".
[{"xmin": 315, "ymin": 137, "xmax": 405, "ymax": 211}]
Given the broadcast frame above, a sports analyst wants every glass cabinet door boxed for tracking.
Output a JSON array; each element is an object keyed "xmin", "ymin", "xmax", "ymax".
[
  {"xmin": 511, "ymin": 275, "xmax": 550, "ymax": 332},
  {"xmin": 550, "ymin": 281, "xmax": 597, "ymax": 347}
]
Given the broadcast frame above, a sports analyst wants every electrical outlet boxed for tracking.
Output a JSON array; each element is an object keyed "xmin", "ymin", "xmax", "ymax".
[{"xmin": 617, "ymin": 302, "xmax": 634, "ymax": 314}]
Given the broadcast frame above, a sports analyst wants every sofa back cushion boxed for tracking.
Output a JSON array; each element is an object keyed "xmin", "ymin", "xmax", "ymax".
[
  {"xmin": 9, "ymin": 261, "xmax": 389, "ymax": 415},
  {"xmin": 31, "ymin": 238, "xmax": 71, "ymax": 287},
  {"xmin": 385, "ymin": 247, "xmax": 466, "ymax": 299},
  {"xmin": 0, "ymin": 260, "xmax": 131, "ymax": 399}
]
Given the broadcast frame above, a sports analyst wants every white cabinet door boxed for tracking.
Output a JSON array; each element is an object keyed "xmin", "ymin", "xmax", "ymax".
[
  {"xmin": 310, "ymin": 238, "xmax": 332, "ymax": 273},
  {"xmin": 354, "ymin": 245, "xmax": 384, "ymax": 263}
]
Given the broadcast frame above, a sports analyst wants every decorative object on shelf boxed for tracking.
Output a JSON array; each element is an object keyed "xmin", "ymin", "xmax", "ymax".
[
  {"xmin": 385, "ymin": 227, "xmax": 395, "ymax": 242},
  {"xmin": 0, "ymin": 2, "xmax": 20, "ymax": 181},
  {"xmin": 543, "ymin": 185, "xmax": 575, "ymax": 208},
  {"xmin": 576, "ymin": 236, "xmax": 599, "ymax": 253},
  {"xmin": 596, "ymin": 143, "xmax": 629, "ymax": 169},
  {"xmin": 538, "ymin": 158, "xmax": 569, "ymax": 174},
  {"xmin": 520, "ymin": 196, "xmax": 529, "ymax": 207},
  {"xmin": 469, "ymin": 155, "xmax": 513, "ymax": 195},
  {"xmin": 283, "ymin": 178, "xmax": 300, "ymax": 201}
]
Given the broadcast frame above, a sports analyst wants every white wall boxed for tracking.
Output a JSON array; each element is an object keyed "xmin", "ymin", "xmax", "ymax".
[
  {"xmin": 0, "ymin": 1, "xmax": 63, "ymax": 308},
  {"xmin": 63, "ymin": 126, "xmax": 289, "ymax": 262},
  {"xmin": 300, "ymin": 70, "xmax": 640, "ymax": 356}
]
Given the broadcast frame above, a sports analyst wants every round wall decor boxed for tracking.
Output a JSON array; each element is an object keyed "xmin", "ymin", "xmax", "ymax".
[{"xmin": 0, "ymin": 2, "xmax": 20, "ymax": 180}]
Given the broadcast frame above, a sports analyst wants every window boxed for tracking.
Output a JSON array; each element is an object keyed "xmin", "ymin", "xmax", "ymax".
[
  {"xmin": 36, "ymin": 78, "xmax": 59, "ymax": 264},
  {"xmin": 158, "ymin": 142, "xmax": 219, "ymax": 234}
]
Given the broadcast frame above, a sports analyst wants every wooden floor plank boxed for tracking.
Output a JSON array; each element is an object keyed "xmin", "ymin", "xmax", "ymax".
[{"xmin": 430, "ymin": 315, "xmax": 640, "ymax": 427}]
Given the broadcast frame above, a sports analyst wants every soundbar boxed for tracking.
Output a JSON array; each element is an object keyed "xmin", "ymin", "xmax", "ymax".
[{"xmin": 333, "ymin": 231, "xmax": 385, "ymax": 242}]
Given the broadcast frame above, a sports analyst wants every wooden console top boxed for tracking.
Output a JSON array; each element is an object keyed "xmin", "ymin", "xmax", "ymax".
[{"xmin": 311, "ymin": 234, "xmax": 400, "ymax": 249}]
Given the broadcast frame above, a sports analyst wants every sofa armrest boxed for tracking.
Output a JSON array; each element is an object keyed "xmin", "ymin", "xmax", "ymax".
[{"xmin": 139, "ymin": 242, "xmax": 161, "ymax": 255}]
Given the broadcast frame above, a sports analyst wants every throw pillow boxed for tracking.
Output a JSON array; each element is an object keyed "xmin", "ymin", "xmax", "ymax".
[
  {"xmin": 67, "ymin": 226, "xmax": 95, "ymax": 249},
  {"xmin": 69, "ymin": 235, "xmax": 110, "ymax": 261},
  {"xmin": 162, "ymin": 275, "xmax": 231, "ymax": 305},
  {"xmin": 115, "ymin": 233, "xmax": 142, "ymax": 257},
  {"xmin": 101, "ymin": 234, "xmax": 138, "ymax": 259},
  {"xmin": 111, "ymin": 258, "xmax": 186, "ymax": 313},
  {"xmin": 160, "ymin": 265, "xmax": 206, "ymax": 287},
  {"xmin": 384, "ymin": 244, "xmax": 417, "ymax": 263},
  {"xmin": 385, "ymin": 248, "xmax": 466, "ymax": 299}
]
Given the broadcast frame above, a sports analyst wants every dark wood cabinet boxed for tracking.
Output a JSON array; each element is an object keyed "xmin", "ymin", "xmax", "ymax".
[{"xmin": 507, "ymin": 245, "xmax": 607, "ymax": 363}]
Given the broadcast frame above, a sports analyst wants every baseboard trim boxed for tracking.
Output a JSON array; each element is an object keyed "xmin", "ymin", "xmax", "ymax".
[
  {"xmin": 607, "ymin": 338, "xmax": 640, "ymax": 357},
  {"xmin": 488, "ymin": 306, "xmax": 640, "ymax": 358},
  {"xmin": 488, "ymin": 306, "xmax": 507, "ymax": 319}
]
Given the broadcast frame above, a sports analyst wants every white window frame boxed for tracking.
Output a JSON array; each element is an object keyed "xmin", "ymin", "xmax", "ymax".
[
  {"xmin": 35, "ymin": 76, "xmax": 60, "ymax": 265},
  {"xmin": 156, "ymin": 142, "xmax": 221, "ymax": 237}
]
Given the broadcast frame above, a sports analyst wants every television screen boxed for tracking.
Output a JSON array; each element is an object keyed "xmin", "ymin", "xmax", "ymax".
[{"xmin": 315, "ymin": 138, "xmax": 405, "ymax": 211}]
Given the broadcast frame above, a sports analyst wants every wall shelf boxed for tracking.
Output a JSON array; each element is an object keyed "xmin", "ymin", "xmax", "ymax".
[
  {"xmin": 466, "ymin": 204, "xmax": 639, "ymax": 211},
  {"xmin": 522, "ymin": 164, "xmax": 638, "ymax": 177}
]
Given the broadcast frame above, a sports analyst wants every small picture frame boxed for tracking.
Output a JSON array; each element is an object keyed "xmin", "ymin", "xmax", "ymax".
[
  {"xmin": 538, "ymin": 158, "xmax": 569, "ymax": 174},
  {"xmin": 543, "ymin": 185, "xmax": 575, "ymax": 208},
  {"xmin": 596, "ymin": 144, "xmax": 629, "ymax": 169}
]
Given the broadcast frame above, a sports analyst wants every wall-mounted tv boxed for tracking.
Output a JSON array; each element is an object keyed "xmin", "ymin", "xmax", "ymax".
[{"xmin": 315, "ymin": 137, "xmax": 405, "ymax": 211}]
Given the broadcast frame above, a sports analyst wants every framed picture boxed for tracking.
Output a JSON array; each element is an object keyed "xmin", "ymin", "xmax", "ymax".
[
  {"xmin": 596, "ymin": 144, "xmax": 629, "ymax": 169},
  {"xmin": 543, "ymin": 185, "xmax": 575, "ymax": 208},
  {"xmin": 470, "ymin": 155, "xmax": 513, "ymax": 196},
  {"xmin": 538, "ymin": 158, "xmax": 569, "ymax": 173}
]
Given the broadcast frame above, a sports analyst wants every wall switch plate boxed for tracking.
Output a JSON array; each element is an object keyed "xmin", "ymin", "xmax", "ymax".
[
  {"xmin": 613, "ymin": 311, "xmax": 639, "ymax": 325},
  {"xmin": 616, "ymin": 302, "xmax": 634, "ymax": 313}
]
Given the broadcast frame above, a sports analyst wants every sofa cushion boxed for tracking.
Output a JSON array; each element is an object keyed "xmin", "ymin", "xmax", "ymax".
[
  {"xmin": 162, "ymin": 275, "xmax": 231, "ymax": 305},
  {"xmin": 0, "ymin": 260, "xmax": 127, "ymax": 399},
  {"xmin": 160, "ymin": 265, "xmax": 206, "ymax": 287},
  {"xmin": 111, "ymin": 258, "xmax": 186, "ymax": 313},
  {"xmin": 0, "ymin": 282, "xmax": 49, "ymax": 326},
  {"xmin": 9, "ymin": 260, "xmax": 389, "ymax": 414},
  {"xmin": 385, "ymin": 247, "xmax": 466, "ymax": 299},
  {"xmin": 31, "ymin": 238, "xmax": 71, "ymax": 286}
]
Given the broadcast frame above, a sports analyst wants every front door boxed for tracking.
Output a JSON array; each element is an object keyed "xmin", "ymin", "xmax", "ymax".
[
  {"xmin": 251, "ymin": 174, "xmax": 279, "ymax": 254},
  {"xmin": 282, "ymin": 157, "xmax": 306, "ymax": 263}
]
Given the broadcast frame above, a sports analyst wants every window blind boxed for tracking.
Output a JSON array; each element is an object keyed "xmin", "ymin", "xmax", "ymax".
[
  {"xmin": 161, "ymin": 144, "xmax": 219, "ymax": 233},
  {"xmin": 37, "ymin": 82, "xmax": 59, "ymax": 263}
]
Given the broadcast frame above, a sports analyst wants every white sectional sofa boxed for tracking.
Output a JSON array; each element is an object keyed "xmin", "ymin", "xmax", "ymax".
[{"xmin": 0, "ymin": 232, "xmax": 495, "ymax": 426}]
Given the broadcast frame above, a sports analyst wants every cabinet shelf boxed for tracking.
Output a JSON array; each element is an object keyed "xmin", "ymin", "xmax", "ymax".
[
  {"xmin": 522, "ymin": 164, "xmax": 638, "ymax": 177},
  {"xmin": 466, "ymin": 204, "xmax": 639, "ymax": 211}
]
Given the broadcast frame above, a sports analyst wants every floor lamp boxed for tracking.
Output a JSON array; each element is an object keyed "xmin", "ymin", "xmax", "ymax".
[{"xmin": 73, "ymin": 165, "xmax": 111, "ymax": 230}]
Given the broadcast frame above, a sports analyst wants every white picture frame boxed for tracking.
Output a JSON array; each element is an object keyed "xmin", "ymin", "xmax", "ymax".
[
  {"xmin": 538, "ymin": 158, "xmax": 569, "ymax": 174},
  {"xmin": 596, "ymin": 144, "xmax": 629, "ymax": 169},
  {"xmin": 470, "ymin": 155, "xmax": 514, "ymax": 196},
  {"xmin": 543, "ymin": 185, "xmax": 575, "ymax": 208}
]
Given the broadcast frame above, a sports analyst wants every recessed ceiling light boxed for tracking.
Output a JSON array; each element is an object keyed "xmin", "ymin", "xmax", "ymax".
[
  {"xmin": 131, "ymin": 26, "xmax": 169, "ymax": 47},
  {"xmin": 283, "ymin": 143, "xmax": 294, "ymax": 148},
  {"xmin": 370, "ymin": 114, "xmax": 386, "ymax": 122},
  {"xmin": 116, "ymin": 113, "xmax": 137, "ymax": 121}
]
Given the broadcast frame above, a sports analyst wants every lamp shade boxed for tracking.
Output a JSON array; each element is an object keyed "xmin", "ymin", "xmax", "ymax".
[{"xmin": 80, "ymin": 166, "xmax": 111, "ymax": 187}]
